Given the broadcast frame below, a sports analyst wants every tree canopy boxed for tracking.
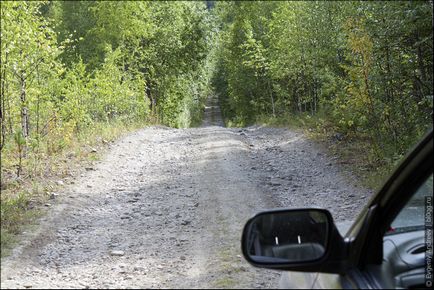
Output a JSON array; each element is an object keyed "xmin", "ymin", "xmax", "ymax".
[{"xmin": 213, "ymin": 1, "xmax": 433, "ymax": 159}]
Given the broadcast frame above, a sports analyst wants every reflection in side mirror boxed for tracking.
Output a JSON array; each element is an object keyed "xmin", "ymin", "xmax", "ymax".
[{"xmin": 243, "ymin": 209, "xmax": 330, "ymax": 264}]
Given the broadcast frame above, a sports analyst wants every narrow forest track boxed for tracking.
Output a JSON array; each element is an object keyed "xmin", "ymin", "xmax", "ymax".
[{"xmin": 1, "ymin": 95, "xmax": 371, "ymax": 289}]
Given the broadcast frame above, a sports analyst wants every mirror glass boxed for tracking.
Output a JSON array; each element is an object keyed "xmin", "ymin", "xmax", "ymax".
[{"xmin": 244, "ymin": 210, "xmax": 329, "ymax": 264}]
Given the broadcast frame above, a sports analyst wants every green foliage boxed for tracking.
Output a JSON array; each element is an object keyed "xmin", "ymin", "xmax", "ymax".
[
  {"xmin": 1, "ymin": 1, "xmax": 214, "ymax": 171},
  {"xmin": 213, "ymin": 1, "xmax": 433, "ymax": 162}
]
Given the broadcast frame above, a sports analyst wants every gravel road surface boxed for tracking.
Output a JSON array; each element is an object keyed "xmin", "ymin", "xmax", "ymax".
[{"xmin": 0, "ymin": 96, "xmax": 371, "ymax": 289}]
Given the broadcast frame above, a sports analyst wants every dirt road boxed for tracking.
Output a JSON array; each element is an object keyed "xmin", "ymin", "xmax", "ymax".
[{"xmin": 1, "ymin": 96, "xmax": 370, "ymax": 289}]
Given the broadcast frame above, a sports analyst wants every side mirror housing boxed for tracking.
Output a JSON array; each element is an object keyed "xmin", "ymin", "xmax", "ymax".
[{"xmin": 241, "ymin": 208, "xmax": 351, "ymax": 274}]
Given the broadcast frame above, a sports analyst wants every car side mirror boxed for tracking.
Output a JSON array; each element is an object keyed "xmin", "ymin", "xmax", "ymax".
[{"xmin": 241, "ymin": 209, "xmax": 351, "ymax": 273}]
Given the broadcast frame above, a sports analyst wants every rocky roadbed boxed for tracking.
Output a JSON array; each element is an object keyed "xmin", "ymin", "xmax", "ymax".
[{"xmin": 1, "ymin": 99, "xmax": 372, "ymax": 289}]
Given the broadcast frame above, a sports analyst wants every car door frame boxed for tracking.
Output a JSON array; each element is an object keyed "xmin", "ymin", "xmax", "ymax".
[{"xmin": 343, "ymin": 129, "xmax": 433, "ymax": 288}]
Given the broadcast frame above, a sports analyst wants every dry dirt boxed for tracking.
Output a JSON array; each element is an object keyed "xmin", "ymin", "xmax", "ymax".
[{"xmin": 0, "ymin": 96, "xmax": 371, "ymax": 289}]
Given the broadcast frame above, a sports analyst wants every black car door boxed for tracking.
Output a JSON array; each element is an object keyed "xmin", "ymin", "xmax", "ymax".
[{"xmin": 345, "ymin": 130, "xmax": 433, "ymax": 289}]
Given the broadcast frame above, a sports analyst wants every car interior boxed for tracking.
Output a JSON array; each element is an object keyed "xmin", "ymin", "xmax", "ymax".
[{"xmin": 366, "ymin": 174, "xmax": 432, "ymax": 289}]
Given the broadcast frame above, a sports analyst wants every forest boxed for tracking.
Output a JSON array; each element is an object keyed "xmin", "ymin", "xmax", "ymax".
[
  {"xmin": 213, "ymin": 1, "xmax": 433, "ymax": 161},
  {"xmin": 1, "ymin": 1, "xmax": 213, "ymax": 184},
  {"xmin": 1, "ymin": 1, "xmax": 433, "ymax": 249}
]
